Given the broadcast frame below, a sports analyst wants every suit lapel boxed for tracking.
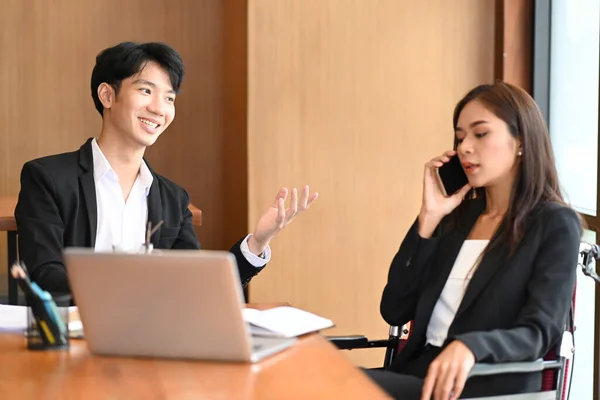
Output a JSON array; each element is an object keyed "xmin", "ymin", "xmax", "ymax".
[
  {"xmin": 78, "ymin": 139, "xmax": 98, "ymax": 246},
  {"xmin": 146, "ymin": 173, "xmax": 163, "ymax": 245}
]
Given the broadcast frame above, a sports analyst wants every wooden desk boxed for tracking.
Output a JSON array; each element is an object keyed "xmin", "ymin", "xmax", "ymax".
[
  {"xmin": 0, "ymin": 195, "xmax": 203, "ymax": 305},
  {"xmin": 0, "ymin": 309, "xmax": 389, "ymax": 399}
]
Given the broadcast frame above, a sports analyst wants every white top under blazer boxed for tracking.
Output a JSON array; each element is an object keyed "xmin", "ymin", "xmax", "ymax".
[{"xmin": 426, "ymin": 240, "xmax": 489, "ymax": 347}]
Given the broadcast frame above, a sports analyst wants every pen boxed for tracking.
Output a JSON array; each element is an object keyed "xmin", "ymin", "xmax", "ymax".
[{"xmin": 143, "ymin": 219, "xmax": 163, "ymax": 253}]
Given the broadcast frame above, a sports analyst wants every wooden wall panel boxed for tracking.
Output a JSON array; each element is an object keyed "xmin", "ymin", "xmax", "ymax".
[
  {"xmin": 247, "ymin": 0, "xmax": 496, "ymax": 367},
  {"xmin": 222, "ymin": 0, "xmax": 250, "ymax": 251},
  {"xmin": 0, "ymin": 0, "xmax": 223, "ymax": 295},
  {"xmin": 495, "ymin": 0, "xmax": 534, "ymax": 92}
]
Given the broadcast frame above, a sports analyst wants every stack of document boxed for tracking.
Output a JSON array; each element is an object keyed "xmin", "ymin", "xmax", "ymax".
[
  {"xmin": 0, "ymin": 304, "xmax": 28, "ymax": 333},
  {"xmin": 0, "ymin": 304, "xmax": 83, "ymax": 337},
  {"xmin": 243, "ymin": 306, "xmax": 334, "ymax": 338}
]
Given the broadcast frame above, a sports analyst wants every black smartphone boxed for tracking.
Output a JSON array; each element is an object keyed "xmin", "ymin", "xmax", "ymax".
[{"xmin": 436, "ymin": 155, "xmax": 469, "ymax": 196}]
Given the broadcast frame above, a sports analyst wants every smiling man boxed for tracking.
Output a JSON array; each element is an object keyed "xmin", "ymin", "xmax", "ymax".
[{"xmin": 15, "ymin": 42, "xmax": 318, "ymax": 294}]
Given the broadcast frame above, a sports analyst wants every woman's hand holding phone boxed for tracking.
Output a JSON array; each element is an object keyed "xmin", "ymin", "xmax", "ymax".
[{"xmin": 418, "ymin": 150, "xmax": 471, "ymax": 238}]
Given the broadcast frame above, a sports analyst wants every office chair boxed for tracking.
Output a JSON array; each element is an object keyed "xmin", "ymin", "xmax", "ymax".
[
  {"xmin": 327, "ymin": 242, "xmax": 596, "ymax": 400},
  {"xmin": 330, "ymin": 319, "xmax": 573, "ymax": 399}
]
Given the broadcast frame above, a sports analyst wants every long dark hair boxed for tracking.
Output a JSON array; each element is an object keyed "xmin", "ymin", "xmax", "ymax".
[{"xmin": 452, "ymin": 81, "xmax": 581, "ymax": 254}]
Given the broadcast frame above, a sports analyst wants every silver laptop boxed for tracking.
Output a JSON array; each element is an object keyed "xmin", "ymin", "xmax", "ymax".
[{"xmin": 63, "ymin": 248, "xmax": 296, "ymax": 362}]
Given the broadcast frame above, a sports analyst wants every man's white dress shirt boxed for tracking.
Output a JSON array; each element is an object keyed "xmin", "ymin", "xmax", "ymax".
[{"xmin": 91, "ymin": 138, "xmax": 270, "ymax": 266}]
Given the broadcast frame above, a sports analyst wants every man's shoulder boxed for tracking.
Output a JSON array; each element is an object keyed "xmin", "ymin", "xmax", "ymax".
[{"xmin": 23, "ymin": 148, "xmax": 80, "ymax": 174}]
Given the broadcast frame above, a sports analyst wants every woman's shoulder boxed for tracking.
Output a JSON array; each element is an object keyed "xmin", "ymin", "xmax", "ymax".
[
  {"xmin": 531, "ymin": 200, "xmax": 577, "ymax": 218},
  {"xmin": 529, "ymin": 201, "xmax": 582, "ymax": 234}
]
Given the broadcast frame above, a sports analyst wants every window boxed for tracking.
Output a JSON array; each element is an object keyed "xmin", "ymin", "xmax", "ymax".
[
  {"xmin": 535, "ymin": 0, "xmax": 600, "ymax": 398},
  {"xmin": 548, "ymin": 0, "xmax": 599, "ymax": 217}
]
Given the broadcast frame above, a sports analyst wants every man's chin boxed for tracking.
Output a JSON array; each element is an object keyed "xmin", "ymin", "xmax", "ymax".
[{"xmin": 136, "ymin": 133, "xmax": 161, "ymax": 148}]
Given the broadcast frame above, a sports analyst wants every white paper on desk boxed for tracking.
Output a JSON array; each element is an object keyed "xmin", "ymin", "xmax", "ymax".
[
  {"xmin": 242, "ymin": 306, "xmax": 334, "ymax": 338},
  {"xmin": 0, "ymin": 305, "xmax": 83, "ymax": 337},
  {"xmin": 0, "ymin": 304, "xmax": 28, "ymax": 332}
]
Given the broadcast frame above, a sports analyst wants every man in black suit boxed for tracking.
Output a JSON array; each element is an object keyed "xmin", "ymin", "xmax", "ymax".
[{"xmin": 14, "ymin": 42, "xmax": 318, "ymax": 294}]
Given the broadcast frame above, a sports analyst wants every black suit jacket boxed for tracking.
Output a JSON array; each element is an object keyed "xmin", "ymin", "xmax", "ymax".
[
  {"xmin": 380, "ymin": 197, "xmax": 581, "ymax": 397},
  {"xmin": 14, "ymin": 138, "xmax": 264, "ymax": 294}
]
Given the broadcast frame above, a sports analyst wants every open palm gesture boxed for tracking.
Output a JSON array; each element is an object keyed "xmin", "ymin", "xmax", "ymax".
[{"xmin": 248, "ymin": 185, "xmax": 319, "ymax": 255}]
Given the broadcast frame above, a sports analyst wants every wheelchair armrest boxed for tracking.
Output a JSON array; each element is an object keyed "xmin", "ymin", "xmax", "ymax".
[
  {"xmin": 468, "ymin": 359, "xmax": 562, "ymax": 378},
  {"xmin": 327, "ymin": 335, "xmax": 393, "ymax": 350}
]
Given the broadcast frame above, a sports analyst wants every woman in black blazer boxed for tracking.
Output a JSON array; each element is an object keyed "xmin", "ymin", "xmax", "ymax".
[{"xmin": 364, "ymin": 81, "xmax": 583, "ymax": 399}]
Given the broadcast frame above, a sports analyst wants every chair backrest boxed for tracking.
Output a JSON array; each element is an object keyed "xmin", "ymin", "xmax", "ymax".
[{"xmin": 541, "ymin": 284, "xmax": 576, "ymax": 397}]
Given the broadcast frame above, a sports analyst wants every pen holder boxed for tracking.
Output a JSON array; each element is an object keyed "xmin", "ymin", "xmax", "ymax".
[{"xmin": 26, "ymin": 293, "xmax": 71, "ymax": 351}]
